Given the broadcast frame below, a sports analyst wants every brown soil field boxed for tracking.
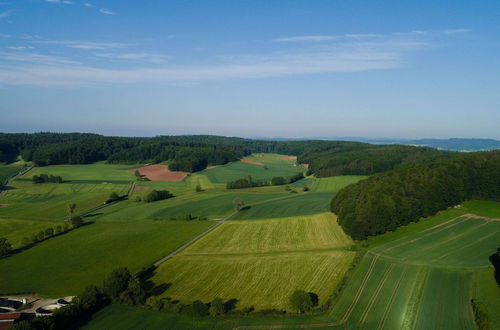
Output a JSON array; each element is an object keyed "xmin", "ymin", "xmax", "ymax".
[
  {"xmin": 241, "ymin": 159, "xmax": 264, "ymax": 166},
  {"xmin": 302, "ymin": 164, "xmax": 310, "ymax": 169},
  {"xmin": 128, "ymin": 165, "xmax": 188, "ymax": 182},
  {"xmin": 280, "ymin": 156, "xmax": 297, "ymax": 161}
]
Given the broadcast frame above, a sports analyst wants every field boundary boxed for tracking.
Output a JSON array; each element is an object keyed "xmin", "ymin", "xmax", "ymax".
[
  {"xmin": 152, "ymin": 210, "xmax": 238, "ymax": 267},
  {"xmin": 0, "ymin": 166, "xmax": 32, "ymax": 197}
]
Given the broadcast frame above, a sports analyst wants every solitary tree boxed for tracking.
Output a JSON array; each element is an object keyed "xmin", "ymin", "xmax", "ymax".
[
  {"xmin": 134, "ymin": 170, "xmax": 142, "ymax": 178},
  {"xmin": 195, "ymin": 184, "xmax": 203, "ymax": 192},
  {"xmin": 233, "ymin": 198, "xmax": 245, "ymax": 211},
  {"xmin": 67, "ymin": 203, "xmax": 77, "ymax": 220},
  {"xmin": 71, "ymin": 216, "xmax": 83, "ymax": 228},
  {"xmin": 289, "ymin": 290, "xmax": 313, "ymax": 313},
  {"xmin": 0, "ymin": 237, "xmax": 12, "ymax": 256}
]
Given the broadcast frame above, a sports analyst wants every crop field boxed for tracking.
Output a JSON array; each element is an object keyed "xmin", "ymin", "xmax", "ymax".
[
  {"xmin": 151, "ymin": 213, "xmax": 357, "ymax": 310},
  {"xmin": 232, "ymin": 192, "xmax": 333, "ymax": 220},
  {"xmin": 0, "ymin": 221, "xmax": 214, "ymax": 297},
  {"xmin": 327, "ymin": 215, "xmax": 499, "ymax": 330},
  {"xmin": 201, "ymin": 153, "xmax": 304, "ymax": 184}
]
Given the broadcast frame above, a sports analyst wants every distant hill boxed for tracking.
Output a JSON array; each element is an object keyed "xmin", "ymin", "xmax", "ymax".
[{"xmin": 259, "ymin": 137, "xmax": 500, "ymax": 152}]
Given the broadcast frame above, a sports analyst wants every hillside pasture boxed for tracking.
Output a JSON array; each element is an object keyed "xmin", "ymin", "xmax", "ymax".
[
  {"xmin": 201, "ymin": 153, "xmax": 304, "ymax": 184},
  {"xmin": 0, "ymin": 180, "xmax": 130, "ymax": 220},
  {"xmin": 0, "ymin": 221, "xmax": 214, "ymax": 297}
]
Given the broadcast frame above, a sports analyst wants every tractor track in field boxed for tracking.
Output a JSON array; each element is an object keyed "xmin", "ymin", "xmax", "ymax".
[
  {"xmin": 377, "ymin": 267, "xmax": 407, "ymax": 330},
  {"xmin": 359, "ymin": 263, "xmax": 395, "ymax": 325},
  {"xmin": 152, "ymin": 210, "xmax": 238, "ymax": 267}
]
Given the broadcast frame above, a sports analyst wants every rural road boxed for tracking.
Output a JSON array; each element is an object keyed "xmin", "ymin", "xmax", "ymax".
[
  {"xmin": 152, "ymin": 210, "xmax": 238, "ymax": 267},
  {"xmin": 0, "ymin": 166, "xmax": 33, "ymax": 197}
]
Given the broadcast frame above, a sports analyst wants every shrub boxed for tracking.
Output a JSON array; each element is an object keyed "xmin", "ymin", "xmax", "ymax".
[{"xmin": 0, "ymin": 237, "xmax": 12, "ymax": 256}]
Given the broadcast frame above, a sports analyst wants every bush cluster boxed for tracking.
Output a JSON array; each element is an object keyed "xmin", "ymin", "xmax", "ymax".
[{"xmin": 32, "ymin": 174, "xmax": 62, "ymax": 184}]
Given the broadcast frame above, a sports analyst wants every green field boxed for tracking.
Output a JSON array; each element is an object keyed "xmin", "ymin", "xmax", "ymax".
[
  {"xmin": 151, "ymin": 213, "xmax": 356, "ymax": 310},
  {"xmin": 200, "ymin": 153, "xmax": 304, "ymax": 184},
  {"xmin": 328, "ymin": 215, "xmax": 500, "ymax": 329},
  {"xmin": 0, "ymin": 180, "xmax": 130, "ymax": 220},
  {"xmin": 0, "ymin": 221, "xmax": 214, "ymax": 297},
  {"xmin": 0, "ymin": 164, "xmax": 23, "ymax": 186},
  {"xmin": 0, "ymin": 218, "xmax": 64, "ymax": 249}
]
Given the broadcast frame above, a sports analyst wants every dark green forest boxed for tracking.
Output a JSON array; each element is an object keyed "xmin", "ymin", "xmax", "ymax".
[
  {"xmin": 331, "ymin": 151, "xmax": 500, "ymax": 240},
  {"xmin": 0, "ymin": 133, "xmax": 458, "ymax": 175}
]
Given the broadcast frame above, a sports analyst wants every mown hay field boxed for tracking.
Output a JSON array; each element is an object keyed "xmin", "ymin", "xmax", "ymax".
[{"xmin": 151, "ymin": 213, "xmax": 356, "ymax": 310}]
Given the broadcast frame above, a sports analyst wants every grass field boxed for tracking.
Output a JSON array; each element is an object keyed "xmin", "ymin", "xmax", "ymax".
[
  {"xmin": 232, "ymin": 192, "xmax": 334, "ymax": 220},
  {"xmin": 94, "ymin": 191, "xmax": 288, "ymax": 221},
  {"xmin": 0, "ymin": 218, "xmax": 64, "ymax": 249},
  {"xmin": 0, "ymin": 180, "xmax": 131, "ymax": 220},
  {"xmin": 151, "ymin": 213, "xmax": 356, "ymax": 310},
  {"xmin": 0, "ymin": 221, "xmax": 214, "ymax": 297},
  {"xmin": 0, "ymin": 164, "xmax": 23, "ymax": 186},
  {"xmin": 201, "ymin": 153, "xmax": 304, "ymax": 184}
]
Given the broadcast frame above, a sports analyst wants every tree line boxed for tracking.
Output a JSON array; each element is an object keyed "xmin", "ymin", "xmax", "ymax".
[
  {"xmin": 33, "ymin": 174, "xmax": 63, "ymax": 183},
  {"xmin": 331, "ymin": 150, "xmax": 500, "ymax": 240},
  {"xmin": 0, "ymin": 132, "xmax": 458, "ymax": 176}
]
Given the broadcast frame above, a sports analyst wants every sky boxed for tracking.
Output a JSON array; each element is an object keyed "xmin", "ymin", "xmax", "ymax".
[{"xmin": 0, "ymin": 0, "xmax": 499, "ymax": 139}]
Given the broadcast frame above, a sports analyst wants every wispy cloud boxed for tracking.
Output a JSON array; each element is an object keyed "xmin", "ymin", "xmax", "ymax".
[
  {"xmin": 45, "ymin": 0, "xmax": 74, "ymax": 3},
  {"xmin": 0, "ymin": 9, "xmax": 14, "ymax": 19},
  {"xmin": 0, "ymin": 51, "xmax": 79, "ymax": 65},
  {"xmin": 7, "ymin": 46, "xmax": 34, "ymax": 50},
  {"xmin": 443, "ymin": 28, "xmax": 471, "ymax": 35},
  {"xmin": 99, "ymin": 8, "xmax": 116, "ymax": 15},
  {"xmin": 274, "ymin": 33, "xmax": 383, "ymax": 43},
  {"xmin": 0, "ymin": 29, "xmax": 470, "ymax": 87},
  {"xmin": 83, "ymin": 2, "xmax": 94, "ymax": 7},
  {"xmin": 274, "ymin": 35, "xmax": 336, "ymax": 42},
  {"xmin": 0, "ymin": 33, "xmax": 11, "ymax": 38},
  {"xmin": 35, "ymin": 40, "xmax": 128, "ymax": 50},
  {"xmin": 0, "ymin": 40, "xmax": 422, "ymax": 87},
  {"xmin": 96, "ymin": 52, "xmax": 169, "ymax": 63}
]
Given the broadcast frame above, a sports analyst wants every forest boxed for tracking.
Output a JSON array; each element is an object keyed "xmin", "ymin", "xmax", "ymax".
[
  {"xmin": 331, "ymin": 150, "xmax": 500, "ymax": 240},
  {"xmin": 0, "ymin": 133, "xmax": 458, "ymax": 176}
]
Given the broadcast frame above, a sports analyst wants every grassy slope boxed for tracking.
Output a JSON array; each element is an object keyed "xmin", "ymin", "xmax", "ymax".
[
  {"xmin": 151, "ymin": 213, "xmax": 356, "ymax": 310},
  {"xmin": 0, "ymin": 218, "xmax": 64, "ymax": 249},
  {"xmin": 0, "ymin": 181, "xmax": 130, "ymax": 220},
  {"xmin": 0, "ymin": 221, "xmax": 214, "ymax": 297},
  {"xmin": 201, "ymin": 153, "xmax": 304, "ymax": 184},
  {"xmin": 0, "ymin": 164, "xmax": 23, "ymax": 186}
]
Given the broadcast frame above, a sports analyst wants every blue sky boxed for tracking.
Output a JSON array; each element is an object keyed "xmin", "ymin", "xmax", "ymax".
[{"xmin": 1, "ymin": 1, "xmax": 499, "ymax": 138}]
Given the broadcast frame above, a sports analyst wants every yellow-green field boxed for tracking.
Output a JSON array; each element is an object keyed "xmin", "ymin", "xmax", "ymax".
[{"xmin": 151, "ymin": 213, "xmax": 357, "ymax": 310}]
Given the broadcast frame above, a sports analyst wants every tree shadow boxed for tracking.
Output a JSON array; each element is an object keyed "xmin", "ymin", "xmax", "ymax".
[
  {"xmin": 489, "ymin": 248, "xmax": 500, "ymax": 286},
  {"xmin": 308, "ymin": 292, "xmax": 319, "ymax": 307},
  {"xmin": 149, "ymin": 283, "xmax": 171, "ymax": 296},
  {"xmin": 224, "ymin": 298, "xmax": 239, "ymax": 312}
]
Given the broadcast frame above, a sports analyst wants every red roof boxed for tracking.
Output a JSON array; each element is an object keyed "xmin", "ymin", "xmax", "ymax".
[{"xmin": 0, "ymin": 313, "xmax": 21, "ymax": 320}]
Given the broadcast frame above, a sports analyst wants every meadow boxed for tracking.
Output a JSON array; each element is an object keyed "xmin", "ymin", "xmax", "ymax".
[
  {"xmin": 151, "ymin": 213, "xmax": 357, "ymax": 310},
  {"xmin": 0, "ymin": 164, "xmax": 23, "ymax": 186},
  {"xmin": 200, "ymin": 153, "xmax": 305, "ymax": 184},
  {"xmin": 0, "ymin": 221, "xmax": 214, "ymax": 297}
]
